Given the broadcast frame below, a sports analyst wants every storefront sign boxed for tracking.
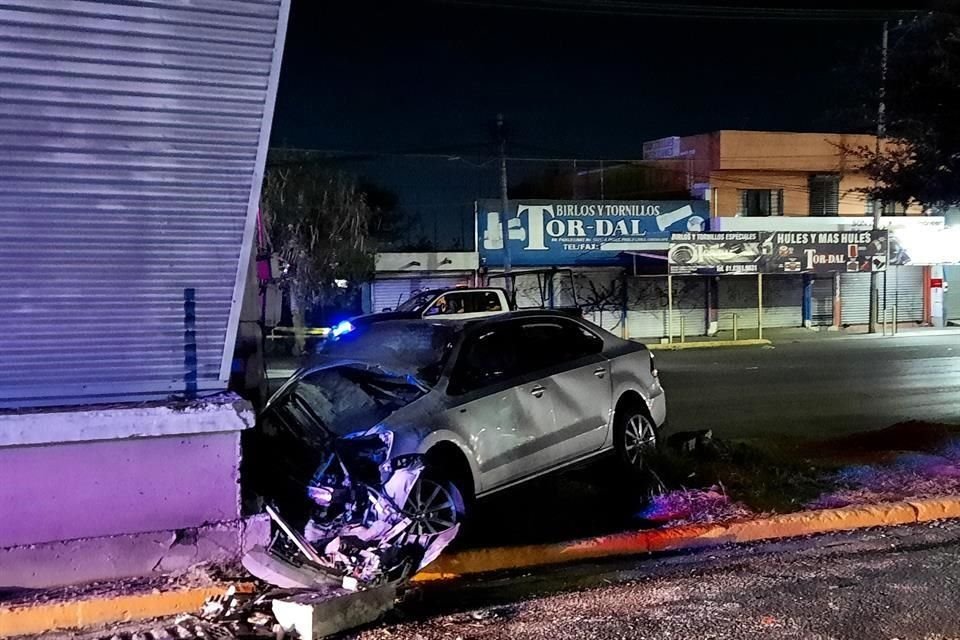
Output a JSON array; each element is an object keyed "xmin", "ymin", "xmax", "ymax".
[
  {"xmin": 478, "ymin": 199, "xmax": 710, "ymax": 266},
  {"xmin": 889, "ymin": 226, "xmax": 960, "ymax": 266},
  {"xmin": 668, "ymin": 230, "xmax": 888, "ymax": 275}
]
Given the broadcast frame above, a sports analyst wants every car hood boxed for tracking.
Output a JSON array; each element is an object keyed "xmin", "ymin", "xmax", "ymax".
[{"xmin": 265, "ymin": 357, "xmax": 429, "ymax": 413}]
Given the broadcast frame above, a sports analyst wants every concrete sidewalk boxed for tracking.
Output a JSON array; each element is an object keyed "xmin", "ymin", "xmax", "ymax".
[{"xmin": 640, "ymin": 324, "xmax": 960, "ymax": 348}]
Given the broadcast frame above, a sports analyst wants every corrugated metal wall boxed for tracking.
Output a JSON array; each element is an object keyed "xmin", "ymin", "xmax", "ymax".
[
  {"xmin": 574, "ymin": 269, "xmax": 625, "ymax": 336},
  {"xmin": 883, "ymin": 266, "xmax": 924, "ymax": 322},
  {"xmin": 811, "ymin": 276, "xmax": 834, "ymax": 325},
  {"xmin": 841, "ymin": 267, "xmax": 924, "ymax": 325},
  {"xmin": 946, "ymin": 266, "xmax": 960, "ymax": 321},
  {"xmin": 626, "ymin": 276, "xmax": 706, "ymax": 339},
  {"xmin": 840, "ymin": 273, "xmax": 871, "ymax": 324},
  {"xmin": 718, "ymin": 275, "xmax": 802, "ymax": 331},
  {"xmin": 0, "ymin": 0, "xmax": 289, "ymax": 408}
]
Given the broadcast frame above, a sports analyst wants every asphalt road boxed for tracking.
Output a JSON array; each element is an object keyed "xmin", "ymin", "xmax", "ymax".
[
  {"xmin": 356, "ymin": 520, "xmax": 960, "ymax": 640},
  {"xmin": 656, "ymin": 333, "xmax": 960, "ymax": 445}
]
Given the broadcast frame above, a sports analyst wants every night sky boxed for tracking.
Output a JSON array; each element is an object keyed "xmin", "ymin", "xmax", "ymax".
[{"xmin": 269, "ymin": 1, "xmax": 927, "ymax": 248}]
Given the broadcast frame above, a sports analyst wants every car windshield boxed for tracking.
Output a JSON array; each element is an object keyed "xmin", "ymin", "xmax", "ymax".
[
  {"xmin": 395, "ymin": 291, "xmax": 439, "ymax": 313},
  {"xmin": 318, "ymin": 320, "xmax": 458, "ymax": 386}
]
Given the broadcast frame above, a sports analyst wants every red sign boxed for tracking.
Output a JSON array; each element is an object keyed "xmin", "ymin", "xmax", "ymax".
[{"xmin": 931, "ymin": 278, "xmax": 944, "ymax": 288}]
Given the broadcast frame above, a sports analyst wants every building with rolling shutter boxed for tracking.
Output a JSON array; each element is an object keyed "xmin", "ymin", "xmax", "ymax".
[
  {"xmin": 645, "ymin": 130, "xmax": 932, "ymax": 332},
  {"xmin": 367, "ymin": 252, "xmax": 479, "ymax": 313},
  {"xmin": 0, "ymin": 0, "xmax": 290, "ymax": 587},
  {"xmin": 373, "ymin": 126, "xmax": 947, "ymax": 339}
]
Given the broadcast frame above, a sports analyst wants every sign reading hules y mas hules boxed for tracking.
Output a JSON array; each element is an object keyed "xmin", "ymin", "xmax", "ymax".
[{"xmin": 668, "ymin": 230, "xmax": 888, "ymax": 275}]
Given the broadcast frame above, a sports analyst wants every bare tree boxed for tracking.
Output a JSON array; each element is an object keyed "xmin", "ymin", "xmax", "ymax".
[
  {"xmin": 576, "ymin": 272, "xmax": 625, "ymax": 330},
  {"xmin": 260, "ymin": 154, "xmax": 375, "ymax": 351}
]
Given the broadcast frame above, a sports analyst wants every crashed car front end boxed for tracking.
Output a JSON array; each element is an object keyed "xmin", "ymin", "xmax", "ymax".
[
  {"xmin": 243, "ymin": 322, "xmax": 463, "ymax": 590},
  {"xmin": 245, "ymin": 423, "xmax": 460, "ymax": 590}
]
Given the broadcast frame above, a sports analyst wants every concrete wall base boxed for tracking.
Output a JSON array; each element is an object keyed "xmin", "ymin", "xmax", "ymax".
[{"xmin": 0, "ymin": 514, "xmax": 270, "ymax": 590}]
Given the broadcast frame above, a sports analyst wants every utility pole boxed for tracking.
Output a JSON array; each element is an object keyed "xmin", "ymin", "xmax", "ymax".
[
  {"xmin": 869, "ymin": 20, "xmax": 889, "ymax": 334},
  {"xmin": 497, "ymin": 113, "xmax": 512, "ymax": 281}
]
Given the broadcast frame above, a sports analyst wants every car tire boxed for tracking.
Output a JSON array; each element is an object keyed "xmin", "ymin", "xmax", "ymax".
[
  {"xmin": 613, "ymin": 402, "xmax": 658, "ymax": 473},
  {"xmin": 402, "ymin": 466, "xmax": 468, "ymax": 538}
]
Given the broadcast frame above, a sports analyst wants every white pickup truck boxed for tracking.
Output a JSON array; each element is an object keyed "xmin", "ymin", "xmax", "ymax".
[{"xmin": 356, "ymin": 287, "xmax": 514, "ymax": 327}]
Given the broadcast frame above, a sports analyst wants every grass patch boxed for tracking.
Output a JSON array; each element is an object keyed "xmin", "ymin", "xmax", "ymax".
[{"xmin": 645, "ymin": 438, "xmax": 832, "ymax": 514}]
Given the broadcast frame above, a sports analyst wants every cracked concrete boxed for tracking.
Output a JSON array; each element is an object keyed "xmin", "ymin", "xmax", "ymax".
[{"xmin": 0, "ymin": 515, "xmax": 271, "ymax": 590}]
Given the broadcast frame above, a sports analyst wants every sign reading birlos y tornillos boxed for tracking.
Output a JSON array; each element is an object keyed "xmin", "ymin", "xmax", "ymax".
[
  {"xmin": 478, "ymin": 199, "xmax": 711, "ymax": 267},
  {"xmin": 668, "ymin": 230, "xmax": 889, "ymax": 275}
]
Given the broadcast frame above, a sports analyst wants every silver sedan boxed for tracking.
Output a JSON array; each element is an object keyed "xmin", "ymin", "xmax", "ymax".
[{"xmin": 252, "ymin": 311, "xmax": 666, "ymax": 534}]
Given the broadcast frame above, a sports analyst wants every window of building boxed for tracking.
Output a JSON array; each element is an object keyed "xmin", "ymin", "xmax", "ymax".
[
  {"xmin": 868, "ymin": 200, "xmax": 907, "ymax": 216},
  {"xmin": 809, "ymin": 174, "xmax": 840, "ymax": 216},
  {"xmin": 738, "ymin": 189, "xmax": 783, "ymax": 217}
]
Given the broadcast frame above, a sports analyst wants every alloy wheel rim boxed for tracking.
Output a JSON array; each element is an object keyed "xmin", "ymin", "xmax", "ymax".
[
  {"xmin": 623, "ymin": 414, "xmax": 656, "ymax": 467},
  {"xmin": 405, "ymin": 477, "xmax": 459, "ymax": 537}
]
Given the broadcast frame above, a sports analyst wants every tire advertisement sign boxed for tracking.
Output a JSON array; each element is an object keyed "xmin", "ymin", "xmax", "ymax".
[
  {"xmin": 668, "ymin": 230, "xmax": 888, "ymax": 275},
  {"xmin": 478, "ymin": 199, "xmax": 711, "ymax": 266}
]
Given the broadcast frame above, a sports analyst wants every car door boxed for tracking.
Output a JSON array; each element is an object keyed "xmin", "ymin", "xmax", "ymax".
[
  {"xmin": 442, "ymin": 321, "xmax": 559, "ymax": 492},
  {"xmin": 512, "ymin": 318, "xmax": 612, "ymax": 465}
]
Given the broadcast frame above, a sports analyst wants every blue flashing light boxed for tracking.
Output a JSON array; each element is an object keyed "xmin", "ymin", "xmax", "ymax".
[{"xmin": 331, "ymin": 320, "xmax": 355, "ymax": 337}]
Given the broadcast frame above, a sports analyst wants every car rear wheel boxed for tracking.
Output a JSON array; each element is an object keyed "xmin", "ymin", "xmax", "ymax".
[{"xmin": 614, "ymin": 405, "xmax": 658, "ymax": 472}]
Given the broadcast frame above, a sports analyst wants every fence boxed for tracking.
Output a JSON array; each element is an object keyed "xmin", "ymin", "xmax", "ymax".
[{"xmin": 573, "ymin": 271, "xmax": 805, "ymax": 342}]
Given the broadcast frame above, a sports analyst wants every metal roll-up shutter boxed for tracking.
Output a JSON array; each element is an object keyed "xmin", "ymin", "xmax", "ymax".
[
  {"xmin": 946, "ymin": 266, "xmax": 960, "ymax": 321},
  {"xmin": 625, "ymin": 276, "xmax": 706, "ymax": 339},
  {"xmin": 883, "ymin": 266, "xmax": 924, "ymax": 322},
  {"xmin": 626, "ymin": 277, "xmax": 667, "ymax": 339},
  {"xmin": 372, "ymin": 275, "xmax": 469, "ymax": 312},
  {"xmin": 759, "ymin": 275, "xmax": 802, "ymax": 328},
  {"xmin": 585, "ymin": 310, "xmax": 625, "ymax": 335},
  {"xmin": 718, "ymin": 277, "xmax": 759, "ymax": 330},
  {"xmin": 840, "ymin": 273, "xmax": 872, "ymax": 325},
  {"xmin": 0, "ymin": 0, "xmax": 290, "ymax": 408},
  {"xmin": 575, "ymin": 269, "xmax": 626, "ymax": 336},
  {"xmin": 811, "ymin": 277, "xmax": 834, "ymax": 325}
]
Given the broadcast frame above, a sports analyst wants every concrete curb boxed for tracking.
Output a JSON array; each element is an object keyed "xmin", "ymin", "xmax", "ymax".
[
  {"xmin": 0, "ymin": 584, "xmax": 231, "ymax": 638},
  {"xmin": 7, "ymin": 498, "xmax": 960, "ymax": 636},
  {"xmin": 413, "ymin": 496, "xmax": 960, "ymax": 581},
  {"xmin": 647, "ymin": 338, "xmax": 772, "ymax": 351}
]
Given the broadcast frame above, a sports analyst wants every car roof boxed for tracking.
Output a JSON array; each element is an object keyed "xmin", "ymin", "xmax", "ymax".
[
  {"xmin": 350, "ymin": 309, "xmax": 577, "ymax": 332},
  {"xmin": 415, "ymin": 287, "xmax": 502, "ymax": 295}
]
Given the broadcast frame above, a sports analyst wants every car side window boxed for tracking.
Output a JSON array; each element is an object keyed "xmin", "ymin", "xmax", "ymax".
[
  {"xmin": 517, "ymin": 318, "xmax": 603, "ymax": 371},
  {"xmin": 425, "ymin": 292, "xmax": 469, "ymax": 315},
  {"xmin": 449, "ymin": 325, "xmax": 520, "ymax": 394},
  {"xmin": 480, "ymin": 291, "xmax": 503, "ymax": 312}
]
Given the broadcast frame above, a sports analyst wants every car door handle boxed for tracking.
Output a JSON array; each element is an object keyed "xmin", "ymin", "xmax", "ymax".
[
  {"xmin": 530, "ymin": 384, "xmax": 546, "ymax": 398},
  {"xmin": 594, "ymin": 367, "xmax": 606, "ymax": 378}
]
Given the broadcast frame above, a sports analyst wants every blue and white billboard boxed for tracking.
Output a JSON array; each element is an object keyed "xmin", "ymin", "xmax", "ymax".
[{"xmin": 478, "ymin": 199, "xmax": 710, "ymax": 266}]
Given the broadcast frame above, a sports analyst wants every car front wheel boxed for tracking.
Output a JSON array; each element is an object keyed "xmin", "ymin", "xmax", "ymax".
[{"xmin": 403, "ymin": 473, "xmax": 466, "ymax": 538}]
